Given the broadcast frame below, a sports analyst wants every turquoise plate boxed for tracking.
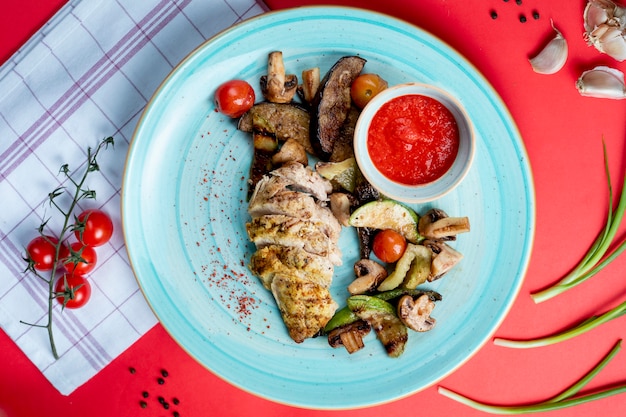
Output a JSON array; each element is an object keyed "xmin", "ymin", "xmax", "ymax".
[{"xmin": 122, "ymin": 6, "xmax": 535, "ymax": 409}]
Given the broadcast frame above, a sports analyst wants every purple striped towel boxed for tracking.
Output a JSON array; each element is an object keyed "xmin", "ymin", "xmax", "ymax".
[{"xmin": 0, "ymin": 0, "xmax": 267, "ymax": 395}]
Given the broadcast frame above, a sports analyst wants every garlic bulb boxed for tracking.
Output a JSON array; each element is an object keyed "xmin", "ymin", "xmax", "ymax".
[
  {"xmin": 529, "ymin": 23, "xmax": 568, "ymax": 74},
  {"xmin": 584, "ymin": 0, "xmax": 626, "ymax": 61},
  {"xmin": 576, "ymin": 66, "xmax": 626, "ymax": 99}
]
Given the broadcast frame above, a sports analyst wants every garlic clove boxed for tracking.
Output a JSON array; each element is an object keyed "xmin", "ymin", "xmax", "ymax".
[
  {"xmin": 583, "ymin": 0, "xmax": 612, "ymax": 33},
  {"xmin": 529, "ymin": 23, "xmax": 568, "ymax": 74},
  {"xmin": 583, "ymin": 0, "xmax": 626, "ymax": 61},
  {"xmin": 595, "ymin": 26, "xmax": 626, "ymax": 60},
  {"xmin": 576, "ymin": 66, "xmax": 626, "ymax": 99}
]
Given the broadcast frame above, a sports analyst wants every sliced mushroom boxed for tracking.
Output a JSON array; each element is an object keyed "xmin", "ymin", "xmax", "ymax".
[
  {"xmin": 300, "ymin": 67, "xmax": 320, "ymax": 104},
  {"xmin": 260, "ymin": 51, "xmax": 298, "ymax": 103},
  {"xmin": 329, "ymin": 192, "xmax": 352, "ymax": 227},
  {"xmin": 423, "ymin": 239, "xmax": 464, "ymax": 281},
  {"xmin": 397, "ymin": 294, "xmax": 436, "ymax": 332},
  {"xmin": 327, "ymin": 319, "xmax": 371, "ymax": 354},
  {"xmin": 272, "ymin": 138, "xmax": 308, "ymax": 166},
  {"xmin": 418, "ymin": 208, "xmax": 470, "ymax": 241},
  {"xmin": 348, "ymin": 258, "xmax": 388, "ymax": 294}
]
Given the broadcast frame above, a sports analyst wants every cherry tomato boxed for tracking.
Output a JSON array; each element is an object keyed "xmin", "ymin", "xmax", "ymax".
[
  {"xmin": 372, "ymin": 229, "xmax": 407, "ymax": 263},
  {"xmin": 26, "ymin": 236, "xmax": 68, "ymax": 271},
  {"xmin": 350, "ymin": 73, "xmax": 388, "ymax": 109},
  {"xmin": 64, "ymin": 242, "xmax": 98, "ymax": 275},
  {"xmin": 74, "ymin": 209, "xmax": 113, "ymax": 247},
  {"xmin": 55, "ymin": 274, "xmax": 91, "ymax": 309},
  {"xmin": 214, "ymin": 79, "xmax": 255, "ymax": 118}
]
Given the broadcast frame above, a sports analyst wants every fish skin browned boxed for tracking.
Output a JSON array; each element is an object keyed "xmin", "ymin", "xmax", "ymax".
[
  {"xmin": 270, "ymin": 273, "xmax": 338, "ymax": 343},
  {"xmin": 246, "ymin": 214, "xmax": 342, "ymax": 265},
  {"xmin": 249, "ymin": 244, "xmax": 334, "ymax": 290}
]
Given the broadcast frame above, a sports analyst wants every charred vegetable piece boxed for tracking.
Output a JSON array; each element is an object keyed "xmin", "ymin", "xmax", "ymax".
[
  {"xmin": 324, "ymin": 305, "xmax": 360, "ymax": 332},
  {"xmin": 350, "ymin": 200, "xmax": 421, "ymax": 244},
  {"xmin": 310, "ymin": 56, "xmax": 366, "ymax": 160},
  {"xmin": 238, "ymin": 102, "xmax": 313, "ymax": 154},
  {"xmin": 377, "ymin": 243, "xmax": 432, "ymax": 291},
  {"xmin": 327, "ymin": 319, "xmax": 371, "ymax": 354},
  {"xmin": 375, "ymin": 288, "xmax": 442, "ymax": 303},
  {"xmin": 347, "ymin": 295, "xmax": 408, "ymax": 357},
  {"xmin": 248, "ymin": 132, "xmax": 278, "ymax": 198},
  {"xmin": 329, "ymin": 105, "xmax": 360, "ymax": 162}
]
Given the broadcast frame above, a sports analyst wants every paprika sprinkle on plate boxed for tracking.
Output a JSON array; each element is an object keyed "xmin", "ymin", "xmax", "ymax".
[{"xmin": 367, "ymin": 94, "xmax": 460, "ymax": 186}]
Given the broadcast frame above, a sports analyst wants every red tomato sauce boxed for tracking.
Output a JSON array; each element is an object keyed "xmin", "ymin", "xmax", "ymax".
[{"xmin": 367, "ymin": 94, "xmax": 460, "ymax": 185}]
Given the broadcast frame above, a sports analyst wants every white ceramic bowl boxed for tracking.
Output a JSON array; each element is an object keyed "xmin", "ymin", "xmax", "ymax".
[{"xmin": 353, "ymin": 82, "xmax": 475, "ymax": 203}]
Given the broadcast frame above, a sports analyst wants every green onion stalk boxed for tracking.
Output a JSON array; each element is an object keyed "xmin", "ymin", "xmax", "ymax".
[
  {"xmin": 531, "ymin": 141, "xmax": 626, "ymax": 304},
  {"xmin": 439, "ymin": 340, "xmax": 626, "ymax": 414}
]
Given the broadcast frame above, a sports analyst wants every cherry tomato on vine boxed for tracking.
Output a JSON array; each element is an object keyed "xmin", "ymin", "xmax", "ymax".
[
  {"xmin": 74, "ymin": 209, "xmax": 113, "ymax": 247},
  {"xmin": 55, "ymin": 274, "xmax": 91, "ymax": 309},
  {"xmin": 214, "ymin": 79, "xmax": 255, "ymax": 118},
  {"xmin": 64, "ymin": 242, "xmax": 98, "ymax": 275},
  {"xmin": 26, "ymin": 235, "xmax": 68, "ymax": 271},
  {"xmin": 372, "ymin": 229, "xmax": 407, "ymax": 263},
  {"xmin": 350, "ymin": 73, "xmax": 388, "ymax": 109}
]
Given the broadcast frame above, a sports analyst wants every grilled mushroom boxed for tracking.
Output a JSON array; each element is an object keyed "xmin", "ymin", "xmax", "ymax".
[
  {"xmin": 327, "ymin": 320, "xmax": 371, "ymax": 354},
  {"xmin": 423, "ymin": 239, "xmax": 464, "ymax": 281},
  {"xmin": 397, "ymin": 294, "xmax": 436, "ymax": 332},
  {"xmin": 260, "ymin": 51, "xmax": 298, "ymax": 103},
  {"xmin": 418, "ymin": 208, "xmax": 470, "ymax": 241},
  {"xmin": 348, "ymin": 258, "xmax": 388, "ymax": 294}
]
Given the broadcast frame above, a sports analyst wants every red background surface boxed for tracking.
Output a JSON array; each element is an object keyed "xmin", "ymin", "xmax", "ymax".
[{"xmin": 3, "ymin": 1, "xmax": 626, "ymax": 416}]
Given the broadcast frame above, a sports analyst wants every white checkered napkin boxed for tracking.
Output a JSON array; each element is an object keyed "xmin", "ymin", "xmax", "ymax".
[{"xmin": 0, "ymin": 0, "xmax": 267, "ymax": 395}]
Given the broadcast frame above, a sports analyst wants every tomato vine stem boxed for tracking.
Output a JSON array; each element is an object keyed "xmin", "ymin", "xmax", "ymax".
[{"xmin": 21, "ymin": 136, "xmax": 114, "ymax": 359}]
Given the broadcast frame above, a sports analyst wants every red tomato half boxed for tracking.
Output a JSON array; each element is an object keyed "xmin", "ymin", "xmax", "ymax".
[
  {"xmin": 214, "ymin": 79, "xmax": 255, "ymax": 118},
  {"xmin": 74, "ymin": 209, "xmax": 113, "ymax": 247},
  {"xmin": 350, "ymin": 73, "xmax": 388, "ymax": 109},
  {"xmin": 55, "ymin": 274, "xmax": 91, "ymax": 309},
  {"xmin": 26, "ymin": 235, "xmax": 68, "ymax": 271},
  {"xmin": 64, "ymin": 242, "xmax": 98, "ymax": 275},
  {"xmin": 372, "ymin": 229, "xmax": 407, "ymax": 263}
]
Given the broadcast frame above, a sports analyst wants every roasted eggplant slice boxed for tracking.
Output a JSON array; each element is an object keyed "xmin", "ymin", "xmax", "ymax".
[
  {"xmin": 310, "ymin": 56, "xmax": 366, "ymax": 160},
  {"xmin": 238, "ymin": 102, "xmax": 313, "ymax": 154}
]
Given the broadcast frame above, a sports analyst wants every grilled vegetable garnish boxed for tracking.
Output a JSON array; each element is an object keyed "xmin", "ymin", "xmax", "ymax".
[
  {"xmin": 238, "ymin": 102, "xmax": 313, "ymax": 153},
  {"xmin": 310, "ymin": 56, "xmax": 366, "ymax": 160},
  {"xmin": 260, "ymin": 51, "xmax": 298, "ymax": 103}
]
